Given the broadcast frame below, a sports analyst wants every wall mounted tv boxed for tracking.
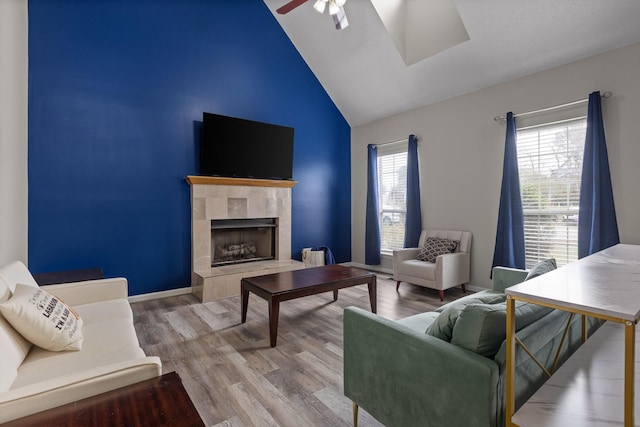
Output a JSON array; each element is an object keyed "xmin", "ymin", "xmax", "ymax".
[{"xmin": 200, "ymin": 112, "xmax": 294, "ymax": 180}]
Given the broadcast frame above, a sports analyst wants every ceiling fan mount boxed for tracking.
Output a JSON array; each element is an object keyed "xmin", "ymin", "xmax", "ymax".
[{"xmin": 276, "ymin": 0, "xmax": 349, "ymax": 30}]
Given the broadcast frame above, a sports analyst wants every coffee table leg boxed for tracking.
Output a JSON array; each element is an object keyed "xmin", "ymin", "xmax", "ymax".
[
  {"xmin": 269, "ymin": 299, "xmax": 280, "ymax": 347},
  {"xmin": 368, "ymin": 277, "xmax": 377, "ymax": 313},
  {"xmin": 241, "ymin": 282, "xmax": 249, "ymax": 323},
  {"xmin": 333, "ymin": 290, "xmax": 338, "ymax": 301}
]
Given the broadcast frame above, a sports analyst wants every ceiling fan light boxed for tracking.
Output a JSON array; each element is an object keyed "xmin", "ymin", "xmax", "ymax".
[
  {"xmin": 335, "ymin": 0, "xmax": 346, "ymax": 6},
  {"xmin": 313, "ymin": 0, "xmax": 326, "ymax": 14},
  {"xmin": 328, "ymin": 0, "xmax": 340, "ymax": 15}
]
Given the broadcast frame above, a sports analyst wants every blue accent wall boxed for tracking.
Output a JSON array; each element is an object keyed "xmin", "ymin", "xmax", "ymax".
[{"xmin": 28, "ymin": 0, "xmax": 351, "ymax": 295}]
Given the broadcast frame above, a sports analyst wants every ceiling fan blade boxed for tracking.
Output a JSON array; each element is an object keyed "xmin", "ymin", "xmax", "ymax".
[{"xmin": 276, "ymin": 0, "xmax": 309, "ymax": 15}]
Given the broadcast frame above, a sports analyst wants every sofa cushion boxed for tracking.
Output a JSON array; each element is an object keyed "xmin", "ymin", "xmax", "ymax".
[
  {"xmin": 435, "ymin": 290, "xmax": 506, "ymax": 313},
  {"xmin": 12, "ymin": 299, "xmax": 145, "ymax": 389},
  {"xmin": 0, "ymin": 261, "xmax": 39, "ymax": 298},
  {"xmin": 0, "ymin": 284, "xmax": 84, "ymax": 352},
  {"xmin": 417, "ymin": 238, "xmax": 459, "ymax": 263},
  {"xmin": 397, "ymin": 259, "xmax": 437, "ymax": 281},
  {"xmin": 396, "ymin": 311, "xmax": 440, "ymax": 333},
  {"xmin": 0, "ymin": 316, "xmax": 27, "ymax": 392},
  {"xmin": 451, "ymin": 301, "xmax": 553, "ymax": 358},
  {"xmin": 0, "ymin": 262, "xmax": 39, "ymax": 392},
  {"xmin": 525, "ymin": 258, "xmax": 557, "ymax": 281},
  {"xmin": 426, "ymin": 293, "xmax": 506, "ymax": 341}
]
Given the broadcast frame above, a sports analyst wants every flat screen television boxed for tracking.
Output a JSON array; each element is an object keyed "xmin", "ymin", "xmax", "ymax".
[{"xmin": 200, "ymin": 112, "xmax": 294, "ymax": 180}]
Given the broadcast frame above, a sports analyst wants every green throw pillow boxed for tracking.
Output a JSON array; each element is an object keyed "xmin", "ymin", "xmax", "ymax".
[
  {"xmin": 525, "ymin": 258, "xmax": 557, "ymax": 281},
  {"xmin": 450, "ymin": 301, "xmax": 553, "ymax": 358},
  {"xmin": 426, "ymin": 293, "xmax": 506, "ymax": 341}
]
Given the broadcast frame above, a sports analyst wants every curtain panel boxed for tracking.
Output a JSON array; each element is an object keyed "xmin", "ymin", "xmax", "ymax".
[
  {"xmin": 403, "ymin": 135, "xmax": 422, "ymax": 248},
  {"xmin": 365, "ymin": 144, "xmax": 381, "ymax": 265},
  {"xmin": 578, "ymin": 91, "xmax": 620, "ymax": 258},
  {"xmin": 491, "ymin": 112, "xmax": 526, "ymax": 276}
]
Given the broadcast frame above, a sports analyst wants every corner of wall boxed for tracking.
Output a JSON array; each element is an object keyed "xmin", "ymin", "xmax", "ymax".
[{"xmin": 0, "ymin": 0, "xmax": 29, "ymax": 265}]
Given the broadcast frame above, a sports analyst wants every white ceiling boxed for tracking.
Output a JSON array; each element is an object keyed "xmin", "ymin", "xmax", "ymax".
[{"xmin": 264, "ymin": 0, "xmax": 640, "ymax": 127}]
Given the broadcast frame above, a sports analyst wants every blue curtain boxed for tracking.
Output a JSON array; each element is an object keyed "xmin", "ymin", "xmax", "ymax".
[
  {"xmin": 365, "ymin": 144, "xmax": 381, "ymax": 265},
  {"xmin": 404, "ymin": 135, "xmax": 422, "ymax": 247},
  {"xmin": 491, "ymin": 112, "xmax": 526, "ymax": 275},
  {"xmin": 578, "ymin": 91, "xmax": 620, "ymax": 258}
]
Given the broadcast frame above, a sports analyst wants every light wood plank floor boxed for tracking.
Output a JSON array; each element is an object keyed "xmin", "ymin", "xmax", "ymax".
[{"xmin": 131, "ymin": 273, "xmax": 469, "ymax": 426}]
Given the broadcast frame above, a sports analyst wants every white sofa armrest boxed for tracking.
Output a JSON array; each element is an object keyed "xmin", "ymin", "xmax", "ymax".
[
  {"xmin": 435, "ymin": 252, "xmax": 470, "ymax": 288},
  {"xmin": 0, "ymin": 356, "xmax": 161, "ymax": 423},
  {"xmin": 392, "ymin": 248, "xmax": 422, "ymax": 278},
  {"xmin": 42, "ymin": 278, "xmax": 128, "ymax": 306}
]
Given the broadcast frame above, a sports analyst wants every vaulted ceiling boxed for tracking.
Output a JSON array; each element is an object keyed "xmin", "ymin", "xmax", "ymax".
[{"xmin": 264, "ymin": 0, "xmax": 640, "ymax": 126}]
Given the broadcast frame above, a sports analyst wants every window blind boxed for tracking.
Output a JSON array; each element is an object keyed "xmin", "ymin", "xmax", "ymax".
[
  {"xmin": 517, "ymin": 119, "xmax": 586, "ymax": 268},
  {"xmin": 377, "ymin": 141, "xmax": 408, "ymax": 254}
]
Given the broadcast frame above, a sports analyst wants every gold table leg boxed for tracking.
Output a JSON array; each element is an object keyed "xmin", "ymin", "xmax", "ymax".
[
  {"xmin": 624, "ymin": 321, "xmax": 635, "ymax": 427},
  {"xmin": 506, "ymin": 295, "xmax": 516, "ymax": 427},
  {"xmin": 353, "ymin": 401, "xmax": 359, "ymax": 427}
]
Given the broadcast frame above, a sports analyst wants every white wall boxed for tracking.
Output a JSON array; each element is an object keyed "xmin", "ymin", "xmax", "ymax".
[
  {"xmin": 0, "ymin": 0, "xmax": 28, "ymax": 265},
  {"xmin": 352, "ymin": 42, "xmax": 640, "ymax": 290}
]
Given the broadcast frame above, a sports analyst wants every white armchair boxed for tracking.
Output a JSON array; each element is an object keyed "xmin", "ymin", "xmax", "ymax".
[{"xmin": 393, "ymin": 229, "xmax": 472, "ymax": 301}]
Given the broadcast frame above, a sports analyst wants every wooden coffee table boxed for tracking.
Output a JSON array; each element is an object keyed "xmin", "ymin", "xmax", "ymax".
[
  {"xmin": 241, "ymin": 264, "xmax": 377, "ymax": 347},
  {"xmin": 3, "ymin": 372, "xmax": 204, "ymax": 427}
]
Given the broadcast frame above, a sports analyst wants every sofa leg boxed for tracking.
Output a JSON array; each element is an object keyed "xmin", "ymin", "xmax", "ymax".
[
  {"xmin": 461, "ymin": 283, "xmax": 467, "ymax": 294},
  {"xmin": 439, "ymin": 290, "xmax": 444, "ymax": 301},
  {"xmin": 396, "ymin": 281, "xmax": 401, "ymax": 291},
  {"xmin": 353, "ymin": 401, "xmax": 359, "ymax": 427}
]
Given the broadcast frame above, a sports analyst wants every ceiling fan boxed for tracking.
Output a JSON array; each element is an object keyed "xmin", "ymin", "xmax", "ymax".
[{"xmin": 276, "ymin": 0, "xmax": 349, "ymax": 30}]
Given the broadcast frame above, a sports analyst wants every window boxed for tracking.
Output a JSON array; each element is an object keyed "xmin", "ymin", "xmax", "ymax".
[
  {"xmin": 377, "ymin": 142, "xmax": 407, "ymax": 254},
  {"xmin": 517, "ymin": 119, "xmax": 587, "ymax": 268}
]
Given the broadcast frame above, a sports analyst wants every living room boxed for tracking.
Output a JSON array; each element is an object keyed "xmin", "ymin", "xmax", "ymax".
[{"xmin": 3, "ymin": 1, "xmax": 640, "ymax": 426}]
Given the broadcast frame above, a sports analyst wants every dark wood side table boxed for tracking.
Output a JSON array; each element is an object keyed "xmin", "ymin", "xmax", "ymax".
[
  {"xmin": 2, "ymin": 372, "xmax": 204, "ymax": 427},
  {"xmin": 241, "ymin": 264, "xmax": 377, "ymax": 347},
  {"xmin": 33, "ymin": 267, "xmax": 104, "ymax": 285}
]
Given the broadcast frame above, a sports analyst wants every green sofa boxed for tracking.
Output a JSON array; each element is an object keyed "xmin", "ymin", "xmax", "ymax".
[{"xmin": 343, "ymin": 267, "xmax": 602, "ymax": 427}]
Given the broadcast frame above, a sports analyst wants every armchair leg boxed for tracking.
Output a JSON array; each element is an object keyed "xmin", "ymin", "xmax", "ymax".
[
  {"xmin": 353, "ymin": 401, "xmax": 359, "ymax": 427},
  {"xmin": 396, "ymin": 280, "xmax": 401, "ymax": 291},
  {"xmin": 461, "ymin": 283, "xmax": 467, "ymax": 294},
  {"xmin": 439, "ymin": 290, "xmax": 444, "ymax": 301}
]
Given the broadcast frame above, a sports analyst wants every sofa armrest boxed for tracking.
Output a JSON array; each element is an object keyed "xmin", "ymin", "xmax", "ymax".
[
  {"xmin": 344, "ymin": 307, "xmax": 500, "ymax": 427},
  {"xmin": 0, "ymin": 356, "xmax": 161, "ymax": 423},
  {"xmin": 492, "ymin": 267, "xmax": 528, "ymax": 292},
  {"xmin": 436, "ymin": 252, "xmax": 470, "ymax": 287},
  {"xmin": 392, "ymin": 248, "xmax": 421, "ymax": 277},
  {"xmin": 42, "ymin": 278, "xmax": 128, "ymax": 306}
]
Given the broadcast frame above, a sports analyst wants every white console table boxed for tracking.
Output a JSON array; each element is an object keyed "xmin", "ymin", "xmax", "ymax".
[{"xmin": 504, "ymin": 244, "xmax": 640, "ymax": 427}]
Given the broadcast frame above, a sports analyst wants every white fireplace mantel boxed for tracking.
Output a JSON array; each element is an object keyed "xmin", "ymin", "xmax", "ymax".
[{"xmin": 186, "ymin": 176, "xmax": 304, "ymax": 301}]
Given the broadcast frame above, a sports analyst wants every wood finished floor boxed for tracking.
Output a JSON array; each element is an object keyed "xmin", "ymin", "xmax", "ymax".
[{"xmin": 131, "ymin": 274, "xmax": 469, "ymax": 427}]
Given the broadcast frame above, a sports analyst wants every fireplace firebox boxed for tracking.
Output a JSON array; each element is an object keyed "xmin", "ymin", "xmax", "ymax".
[{"xmin": 211, "ymin": 218, "xmax": 277, "ymax": 267}]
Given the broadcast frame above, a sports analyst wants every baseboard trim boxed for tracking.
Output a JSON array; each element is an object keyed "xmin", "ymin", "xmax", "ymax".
[
  {"xmin": 128, "ymin": 287, "xmax": 192, "ymax": 303},
  {"xmin": 126, "ymin": 272, "xmax": 489, "ymax": 304}
]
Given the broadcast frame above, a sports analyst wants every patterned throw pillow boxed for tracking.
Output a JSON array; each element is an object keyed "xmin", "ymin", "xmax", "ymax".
[{"xmin": 417, "ymin": 237, "xmax": 459, "ymax": 263}]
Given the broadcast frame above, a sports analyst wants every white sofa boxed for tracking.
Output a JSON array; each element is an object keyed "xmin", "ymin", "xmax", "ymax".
[
  {"xmin": 0, "ymin": 261, "xmax": 162, "ymax": 423},
  {"xmin": 393, "ymin": 229, "xmax": 472, "ymax": 301}
]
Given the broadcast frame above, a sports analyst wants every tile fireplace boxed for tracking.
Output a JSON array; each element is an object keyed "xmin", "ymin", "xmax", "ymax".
[{"xmin": 187, "ymin": 176, "xmax": 305, "ymax": 302}]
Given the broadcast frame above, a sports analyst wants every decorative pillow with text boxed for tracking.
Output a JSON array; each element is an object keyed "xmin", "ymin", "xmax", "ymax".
[{"xmin": 0, "ymin": 284, "xmax": 83, "ymax": 351}]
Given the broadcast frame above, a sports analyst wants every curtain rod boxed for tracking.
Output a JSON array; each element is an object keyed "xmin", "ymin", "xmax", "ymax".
[
  {"xmin": 373, "ymin": 137, "xmax": 415, "ymax": 148},
  {"xmin": 493, "ymin": 91, "xmax": 612, "ymax": 123}
]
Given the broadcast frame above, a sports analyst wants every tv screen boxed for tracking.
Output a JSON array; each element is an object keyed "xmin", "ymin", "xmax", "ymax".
[{"xmin": 200, "ymin": 112, "xmax": 294, "ymax": 180}]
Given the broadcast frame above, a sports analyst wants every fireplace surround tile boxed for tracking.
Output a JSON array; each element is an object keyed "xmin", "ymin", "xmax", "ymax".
[
  {"xmin": 187, "ymin": 176, "xmax": 304, "ymax": 302},
  {"xmin": 227, "ymin": 198, "xmax": 247, "ymax": 218}
]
